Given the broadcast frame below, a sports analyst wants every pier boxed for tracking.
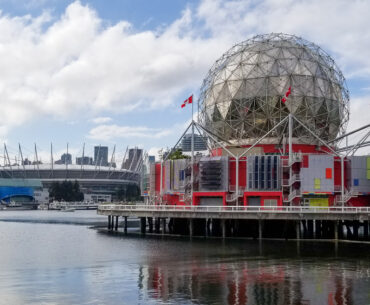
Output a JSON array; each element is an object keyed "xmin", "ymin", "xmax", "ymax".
[{"xmin": 98, "ymin": 205, "xmax": 370, "ymax": 241}]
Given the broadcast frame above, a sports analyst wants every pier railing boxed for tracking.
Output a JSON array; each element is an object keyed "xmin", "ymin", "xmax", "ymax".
[{"xmin": 98, "ymin": 204, "xmax": 370, "ymax": 214}]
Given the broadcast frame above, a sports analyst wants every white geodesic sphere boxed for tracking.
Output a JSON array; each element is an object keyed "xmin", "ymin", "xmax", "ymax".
[{"xmin": 199, "ymin": 33, "xmax": 349, "ymax": 144}]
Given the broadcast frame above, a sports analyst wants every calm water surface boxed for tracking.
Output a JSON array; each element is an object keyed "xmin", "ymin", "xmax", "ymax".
[{"xmin": 0, "ymin": 210, "xmax": 369, "ymax": 305}]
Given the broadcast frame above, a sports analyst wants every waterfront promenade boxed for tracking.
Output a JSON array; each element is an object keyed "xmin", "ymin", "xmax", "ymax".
[{"xmin": 98, "ymin": 205, "xmax": 370, "ymax": 241}]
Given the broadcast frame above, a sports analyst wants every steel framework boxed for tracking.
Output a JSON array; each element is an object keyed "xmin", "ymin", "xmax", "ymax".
[{"xmin": 198, "ymin": 33, "xmax": 350, "ymax": 146}]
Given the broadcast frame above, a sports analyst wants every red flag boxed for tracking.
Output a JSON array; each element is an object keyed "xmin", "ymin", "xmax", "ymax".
[
  {"xmin": 285, "ymin": 87, "xmax": 291, "ymax": 97},
  {"xmin": 282, "ymin": 87, "xmax": 292, "ymax": 103},
  {"xmin": 181, "ymin": 95, "xmax": 193, "ymax": 108}
]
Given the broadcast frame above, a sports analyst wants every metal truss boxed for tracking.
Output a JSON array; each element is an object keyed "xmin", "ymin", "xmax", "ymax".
[{"xmin": 198, "ymin": 33, "xmax": 350, "ymax": 146}]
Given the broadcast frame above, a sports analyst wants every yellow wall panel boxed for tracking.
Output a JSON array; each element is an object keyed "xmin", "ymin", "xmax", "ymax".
[
  {"xmin": 314, "ymin": 178, "xmax": 321, "ymax": 190},
  {"xmin": 309, "ymin": 198, "xmax": 328, "ymax": 207}
]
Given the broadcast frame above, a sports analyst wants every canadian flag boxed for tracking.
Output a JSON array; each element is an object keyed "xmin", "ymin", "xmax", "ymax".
[
  {"xmin": 181, "ymin": 95, "xmax": 193, "ymax": 108},
  {"xmin": 282, "ymin": 87, "xmax": 292, "ymax": 103}
]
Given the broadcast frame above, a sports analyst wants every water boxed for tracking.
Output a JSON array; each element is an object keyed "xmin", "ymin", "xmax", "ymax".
[{"xmin": 0, "ymin": 210, "xmax": 369, "ymax": 305}]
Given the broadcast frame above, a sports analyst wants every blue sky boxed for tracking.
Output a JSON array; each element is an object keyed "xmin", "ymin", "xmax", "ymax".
[{"xmin": 0, "ymin": 0, "xmax": 369, "ymax": 163}]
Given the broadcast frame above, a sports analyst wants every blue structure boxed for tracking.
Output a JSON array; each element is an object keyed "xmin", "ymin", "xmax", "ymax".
[{"xmin": 0, "ymin": 179, "xmax": 42, "ymax": 203}]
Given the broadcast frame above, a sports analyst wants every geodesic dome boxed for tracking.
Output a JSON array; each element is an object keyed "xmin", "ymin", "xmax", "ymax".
[{"xmin": 199, "ymin": 33, "xmax": 349, "ymax": 145}]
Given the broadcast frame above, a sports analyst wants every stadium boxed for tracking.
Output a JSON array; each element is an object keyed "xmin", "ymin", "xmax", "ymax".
[
  {"xmin": 143, "ymin": 33, "xmax": 370, "ymax": 207},
  {"xmin": 0, "ymin": 146, "xmax": 143, "ymax": 204}
]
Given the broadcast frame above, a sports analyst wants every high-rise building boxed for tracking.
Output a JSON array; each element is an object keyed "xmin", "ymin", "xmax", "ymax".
[
  {"xmin": 123, "ymin": 148, "xmax": 143, "ymax": 170},
  {"xmin": 76, "ymin": 156, "xmax": 93, "ymax": 165},
  {"xmin": 94, "ymin": 146, "xmax": 108, "ymax": 166},
  {"xmin": 181, "ymin": 134, "xmax": 207, "ymax": 152},
  {"xmin": 55, "ymin": 153, "xmax": 72, "ymax": 165}
]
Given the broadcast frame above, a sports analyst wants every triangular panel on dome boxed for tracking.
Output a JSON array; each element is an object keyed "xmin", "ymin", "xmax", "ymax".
[
  {"xmin": 212, "ymin": 71, "xmax": 226, "ymax": 86},
  {"xmin": 217, "ymin": 100, "xmax": 232, "ymax": 119},
  {"xmin": 205, "ymin": 104, "xmax": 215, "ymax": 121},
  {"xmin": 269, "ymin": 60, "xmax": 280, "ymax": 76},
  {"xmin": 265, "ymin": 47, "xmax": 280, "ymax": 58},
  {"xmin": 215, "ymin": 82, "xmax": 232, "ymax": 102},
  {"xmin": 244, "ymin": 78, "xmax": 265, "ymax": 97},
  {"xmin": 315, "ymin": 64, "xmax": 327, "ymax": 79},
  {"xmin": 211, "ymin": 82, "xmax": 225, "ymax": 102},
  {"xmin": 315, "ymin": 78, "xmax": 329, "ymax": 98},
  {"xmin": 254, "ymin": 78, "xmax": 269, "ymax": 96},
  {"xmin": 227, "ymin": 80, "xmax": 243, "ymax": 99},
  {"xmin": 260, "ymin": 52, "xmax": 275, "ymax": 63},
  {"xmin": 219, "ymin": 66, "xmax": 235, "ymax": 83},
  {"xmin": 246, "ymin": 64, "xmax": 265, "ymax": 79},
  {"xmin": 243, "ymin": 52, "xmax": 259, "ymax": 65},
  {"xmin": 281, "ymin": 47, "xmax": 294, "ymax": 59},
  {"xmin": 233, "ymin": 80, "xmax": 247, "ymax": 100},
  {"xmin": 315, "ymin": 100, "xmax": 329, "ymax": 126},
  {"xmin": 294, "ymin": 60, "xmax": 312, "ymax": 76},
  {"xmin": 225, "ymin": 99, "xmax": 241, "ymax": 123},
  {"xmin": 295, "ymin": 97, "xmax": 313, "ymax": 118},
  {"xmin": 301, "ymin": 76, "xmax": 315, "ymax": 96},
  {"xmin": 300, "ymin": 49, "xmax": 314, "ymax": 61},
  {"xmin": 228, "ymin": 67, "xmax": 244, "ymax": 81},
  {"xmin": 288, "ymin": 46, "xmax": 304, "ymax": 58},
  {"xmin": 290, "ymin": 75, "xmax": 306, "ymax": 96},
  {"xmin": 302, "ymin": 60, "xmax": 318, "ymax": 76},
  {"xmin": 278, "ymin": 59, "xmax": 296, "ymax": 75},
  {"xmin": 308, "ymin": 97, "xmax": 324, "ymax": 116},
  {"xmin": 240, "ymin": 63, "xmax": 255, "ymax": 78},
  {"xmin": 285, "ymin": 96, "xmax": 302, "ymax": 114},
  {"xmin": 269, "ymin": 76, "xmax": 290, "ymax": 96},
  {"xmin": 212, "ymin": 105, "xmax": 223, "ymax": 122},
  {"xmin": 228, "ymin": 52, "xmax": 243, "ymax": 66},
  {"xmin": 258, "ymin": 60, "xmax": 275, "ymax": 75},
  {"xmin": 332, "ymin": 83, "xmax": 342, "ymax": 101},
  {"xmin": 266, "ymin": 95, "xmax": 279, "ymax": 111}
]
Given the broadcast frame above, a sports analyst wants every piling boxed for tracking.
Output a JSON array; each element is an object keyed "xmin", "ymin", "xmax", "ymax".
[{"xmin": 140, "ymin": 217, "xmax": 146, "ymax": 235}]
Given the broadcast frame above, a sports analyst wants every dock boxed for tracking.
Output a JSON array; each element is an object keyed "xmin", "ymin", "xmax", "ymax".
[{"xmin": 98, "ymin": 205, "xmax": 370, "ymax": 241}]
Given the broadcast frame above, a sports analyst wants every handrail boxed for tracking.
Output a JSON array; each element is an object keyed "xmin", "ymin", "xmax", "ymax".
[
  {"xmin": 289, "ymin": 174, "xmax": 301, "ymax": 185},
  {"xmin": 98, "ymin": 204, "xmax": 370, "ymax": 214}
]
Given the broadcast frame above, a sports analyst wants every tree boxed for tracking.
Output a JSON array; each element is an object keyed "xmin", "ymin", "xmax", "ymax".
[
  {"xmin": 116, "ymin": 185, "xmax": 126, "ymax": 201},
  {"xmin": 49, "ymin": 180, "xmax": 84, "ymax": 202},
  {"xmin": 167, "ymin": 148, "xmax": 189, "ymax": 160}
]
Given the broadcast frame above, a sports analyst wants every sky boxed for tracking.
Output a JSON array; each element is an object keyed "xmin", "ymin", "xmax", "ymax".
[{"xmin": 0, "ymin": 0, "xmax": 369, "ymax": 164}]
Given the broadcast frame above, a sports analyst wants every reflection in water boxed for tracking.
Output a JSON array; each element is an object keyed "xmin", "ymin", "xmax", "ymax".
[
  {"xmin": 0, "ymin": 212, "xmax": 369, "ymax": 305},
  {"xmin": 138, "ymin": 242, "xmax": 369, "ymax": 305}
]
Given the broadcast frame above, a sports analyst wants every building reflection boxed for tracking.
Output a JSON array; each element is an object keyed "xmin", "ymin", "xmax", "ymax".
[{"xmin": 138, "ymin": 259, "xmax": 361, "ymax": 305}]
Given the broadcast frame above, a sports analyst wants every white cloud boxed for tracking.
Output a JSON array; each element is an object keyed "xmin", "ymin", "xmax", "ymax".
[
  {"xmin": 87, "ymin": 124, "xmax": 173, "ymax": 141},
  {"xmin": 90, "ymin": 117, "xmax": 112, "ymax": 124},
  {"xmin": 0, "ymin": 0, "xmax": 369, "ymax": 141},
  {"xmin": 147, "ymin": 147, "xmax": 162, "ymax": 160}
]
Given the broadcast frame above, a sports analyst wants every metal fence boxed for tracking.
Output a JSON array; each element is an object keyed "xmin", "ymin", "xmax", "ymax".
[{"xmin": 98, "ymin": 204, "xmax": 370, "ymax": 214}]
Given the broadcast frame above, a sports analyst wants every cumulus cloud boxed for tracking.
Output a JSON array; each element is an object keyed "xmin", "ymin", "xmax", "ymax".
[
  {"xmin": 88, "ymin": 124, "xmax": 173, "ymax": 141},
  {"xmin": 0, "ymin": 0, "xmax": 369, "ymax": 141},
  {"xmin": 90, "ymin": 117, "xmax": 112, "ymax": 124}
]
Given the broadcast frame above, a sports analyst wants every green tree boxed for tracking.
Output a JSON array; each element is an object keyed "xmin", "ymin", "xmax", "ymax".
[
  {"xmin": 167, "ymin": 148, "xmax": 189, "ymax": 160},
  {"xmin": 116, "ymin": 185, "xmax": 126, "ymax": 201},
  {"xmin": 49, "ymin": 180, "xmax": 84, "ymax": 202}
]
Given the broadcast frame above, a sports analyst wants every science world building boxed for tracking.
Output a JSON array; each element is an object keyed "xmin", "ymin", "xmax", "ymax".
[{"xmin": 144, "ymin": 33, "xmax": 370, "ymax": 207}]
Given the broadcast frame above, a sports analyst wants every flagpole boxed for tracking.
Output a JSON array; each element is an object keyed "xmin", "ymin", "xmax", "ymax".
[{"xmin": 191, "ymin": 95, "xmax": 194, "ymax": 206}]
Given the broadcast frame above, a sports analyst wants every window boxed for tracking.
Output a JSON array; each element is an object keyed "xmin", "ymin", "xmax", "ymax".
[{"xmin": 264, "ymin": 199, "xmax": 277, "ymax": 206}]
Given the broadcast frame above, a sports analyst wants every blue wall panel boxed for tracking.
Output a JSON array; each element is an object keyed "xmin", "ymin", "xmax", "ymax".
[{"xmin": 0, "ymin": 186, "xmax": 34, "ymax": 201}]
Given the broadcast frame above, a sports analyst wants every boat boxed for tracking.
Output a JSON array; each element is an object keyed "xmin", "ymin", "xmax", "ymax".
[{"xmin": 60, "ymin": 206, "xmax": 75, "ymax": 212}]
